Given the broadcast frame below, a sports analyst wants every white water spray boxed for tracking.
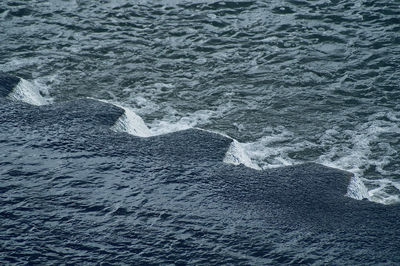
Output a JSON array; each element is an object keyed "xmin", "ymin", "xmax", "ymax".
[{"xmin": 9, "ymin": 78, "xmax": 49, "ymax": 106}]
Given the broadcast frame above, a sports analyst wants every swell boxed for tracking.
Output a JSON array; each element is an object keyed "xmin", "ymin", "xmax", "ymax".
[
  {"xmin": 0, "ymin": 72, "xmax": 50, "ymax": 106},
  {"xmin": 1, "ymin": 73, "xmax": 400, "ymax": 264},
  {"xmin": 0, "ymin": 73, "xmax": 373, "ymax": 204}
]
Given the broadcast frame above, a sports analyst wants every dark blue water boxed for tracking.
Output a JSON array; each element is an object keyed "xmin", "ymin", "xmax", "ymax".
[
  {"xmin": 1, "ymin": 0, "xmax": 400, "ymax": 264},
  {"xmin": 2, "ymin": 0, "xmax": 400, "ymax": 203}
]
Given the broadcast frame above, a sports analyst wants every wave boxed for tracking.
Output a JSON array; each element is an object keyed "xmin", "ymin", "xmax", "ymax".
[
  {"xmin": 223, "ymin": 139, "xmax": 261, "ymax": 170},
  {"xmin": 102, "ymin": 105, "xmax": 373, "ymax": 203},
  {"xmin": 240, "ymin": 123, "xmax": 400, "ymax": 205},
  {"xmin": 9, "ymin": 77, "xmax": 50, "ymax": 106},
  {"xmin": 317, "ymin": 120, "xmax": 400, "ymax": 205},
  {"xmin": 98, "ymin": 98, "xmax": 261, "ymax": 170},
  {"xmin": 3, "ymin": 94, "xmax": 399, "ymax": 264},
  {"xmin": 96, "ymin": 99, "xmax": 152, "ymax": 137},
  {"xmin": 2, "ymin": 73, "xmax": 393, "ymax": 205},
  {"xmin": 111, "ymin": 105, "xmax": 151, "ymax": 137},
  {"xmin": 0, "ymin": 75, "xmax": 261, "ymax": 171}
]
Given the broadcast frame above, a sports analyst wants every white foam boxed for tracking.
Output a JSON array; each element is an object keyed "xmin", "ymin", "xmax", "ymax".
[
  {"xmin": 147, "ymin": 109, "xmax": 215, "ymax": 136},
  {"xmin": 363, "ymin": 178, "xmax": 400, "ymax": 205},
  {"xmin": 9, "ymin": 78, "xmax": 49, "ymax": 106},
  {"xmin": 223, "ymin": 139, "xmax": 261, "ymax": 170},
  {"xmin": 187, "ymin": 128, "xmax": 260, "ymax": 170},
  {"xmin": 240, "ymin": 129, "xmax": 302, "ymax": 169},
  {"xmin": 96, "ymin": 99, "xmax": 261, "ymax": 169},
  {"xmin": 96, "ymin": 99, "xmax": 151, "ymax": 137},
  {"xmin": 346, "ymin": 175, "xmax": 369, "ymax": 200},
  {"xmin": 233, "ymin": 123, "xmax": 400, "ymax": 205},
  {"xmin": 111, "ymin": 105, "xmax": 151, "ymax": 137},
  {"xmin": 317, "ymin": 120, "xmax": 400, "ymax": 204}
]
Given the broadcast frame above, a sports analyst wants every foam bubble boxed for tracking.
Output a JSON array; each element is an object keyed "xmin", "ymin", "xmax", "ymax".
[{"xmin": 9, "ymin": 78, "xmax": 50, "ymax": 106}]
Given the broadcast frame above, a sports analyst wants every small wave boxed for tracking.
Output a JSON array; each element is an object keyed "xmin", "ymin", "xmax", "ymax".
[
  {"xmin": 95, "ymin": 99, "xmax": 151, "ymax": 137},
  {"xmin": 133, "ymin": 102, "xmax": 260, "ymax": 169},
  {"xmin": 9, "ymin": 78, "xmax": 50, "ymax": 106},
  {"xmin": 223, "ymin": 139, "xmax": 261, "ymax": 170},
  {"xmin": 192, "ymin": 128, "xmax": 260, "ymax": 170},
  {"xmin": 96, "ymin": 101, "xmax": 261, "ymax": 169},
  {"xmin": 238, "ymin": 122, "xmax": 400, "ymax": 205},
  {"xmin": 345, "ymin": 175, "xmax": 369, "ymax": 200},
  {"xmin": 8, "ymin": 78, "xmax": 392, "ymax": 204},
  {"xmin": 111, "ymin": 105, "xmax": 151, "ymax": 137},
  {"xmin": 241, "ymin": 135, "xmax": 372, "ymax": 201}
]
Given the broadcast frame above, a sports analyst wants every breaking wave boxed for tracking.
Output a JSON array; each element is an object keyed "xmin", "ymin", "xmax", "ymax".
[
  {"xmin": 7, "ymin": 76, "xmax": 395, "ymax": 205},
  {"xmin": 9, "ymin": 78, "xmax": 50, "ymax": 106}
]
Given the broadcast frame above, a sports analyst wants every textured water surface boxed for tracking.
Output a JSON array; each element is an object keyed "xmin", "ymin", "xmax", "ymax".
[
  {"xmin": 1, "ymin": 96, "xmax": 400, "ymax": 264},
  {"xmin": 2, "ymin": 0, "xmax": 400, "ymax": 202},
  {"xmin": 1, "ymin": 0, "xmax": 400, "ymax": 264}
]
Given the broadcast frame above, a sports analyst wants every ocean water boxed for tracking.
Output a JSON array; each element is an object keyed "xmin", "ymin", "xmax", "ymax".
[
  {"xmin": 2, "ymin": 0, "xmax": 399, "ymax": 204},
  {"xmin": 1, "ymin": 0, "xmax": 400, "ymax": 264}
]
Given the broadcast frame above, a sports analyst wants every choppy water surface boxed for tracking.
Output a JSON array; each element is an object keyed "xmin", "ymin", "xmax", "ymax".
[
  {"xmin": 1, "ymin": 1, "xmax": 400, "ymax": 262},
  {"xmin": 2, "ymin": 1, "xmax": 400, "ymax": 198}
]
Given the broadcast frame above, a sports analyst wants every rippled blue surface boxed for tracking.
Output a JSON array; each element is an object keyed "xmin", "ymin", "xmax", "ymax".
[
  {"xmin": 2, "ymin": 1, "xmax": 400, "ymax": 202},
  {"xmin": 1, "ymin": 0, "xmax": 400, "ymax": 263},
  {"xmin": 1, "ymin": 96, "xmax": 399, "ymax": 264}
]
